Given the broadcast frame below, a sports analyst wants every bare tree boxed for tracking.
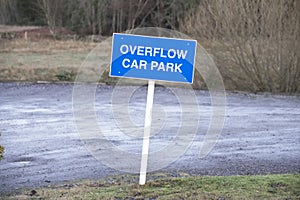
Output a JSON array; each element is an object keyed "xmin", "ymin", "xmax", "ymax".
[
  {"xmin": 35, "ymin": 0, "xmax": 63, "ymax": 37},
  {"xmin": 111, "ymin": 0, "xmax": 153, "ymax": 32},
  {"xmin": 0, "ymin": 0, "xmax": 18, "ymax": 24}
]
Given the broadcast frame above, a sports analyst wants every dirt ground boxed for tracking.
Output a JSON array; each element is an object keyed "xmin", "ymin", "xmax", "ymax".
[{"xmin": 0, "ymin": 83, "xmax": 299, "ymax": 194}]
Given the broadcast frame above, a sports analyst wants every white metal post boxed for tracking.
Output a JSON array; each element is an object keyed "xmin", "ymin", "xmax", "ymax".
[{"xmin": 139, "ymin": 80, "xmax": 155, "ymax": 185}]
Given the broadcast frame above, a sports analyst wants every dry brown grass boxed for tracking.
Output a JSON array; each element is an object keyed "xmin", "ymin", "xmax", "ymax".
[
  {"xmin": 0, "ymin": 38, "xmax": 99, "ymax": 82},
  {"xmin": 0, "ymin": 25, "xmax": 41, "ymax": 33},
  {"xmin": 0, "ymin": 38, "xmax": 97, "ymax": 53}
]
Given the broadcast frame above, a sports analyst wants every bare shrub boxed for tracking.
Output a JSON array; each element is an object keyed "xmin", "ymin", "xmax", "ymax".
[{"xmin": 181, "ymin": 0, "xmax": 299, "ymax": 93}]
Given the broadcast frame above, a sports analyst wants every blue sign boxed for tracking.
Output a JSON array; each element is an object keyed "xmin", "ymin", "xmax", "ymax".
[{"xmin": 110, "ymin": 33, "xmax": 197, "ymax": 84}]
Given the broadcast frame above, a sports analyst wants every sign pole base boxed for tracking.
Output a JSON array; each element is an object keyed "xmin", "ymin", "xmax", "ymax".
[{"xmin": 139, "ymin": 80, "xmax": 155, "ymax": 185}]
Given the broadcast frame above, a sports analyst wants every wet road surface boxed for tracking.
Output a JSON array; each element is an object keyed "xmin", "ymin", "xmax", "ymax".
[{"xmin": 0, "ymin": 83, "xmax": 299, "ymax": 194}]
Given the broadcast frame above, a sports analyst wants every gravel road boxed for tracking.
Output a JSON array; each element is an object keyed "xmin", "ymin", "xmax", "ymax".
[{"xmin": 0, "ymin": 83, "xmax": 299, "ymax": 194}]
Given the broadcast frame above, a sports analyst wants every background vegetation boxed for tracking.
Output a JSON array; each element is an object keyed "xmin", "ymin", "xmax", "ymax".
[
  {"xmin": 0, "ymin": 0, "xmax": 299, "ymax": 93},
  {"xmin": 0, "ymin": 0, "xmax": 198, "ymax": 35}
]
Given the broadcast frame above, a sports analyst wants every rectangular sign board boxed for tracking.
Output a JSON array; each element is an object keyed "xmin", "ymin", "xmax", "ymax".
[{"xmin": 110, "ymin": 33, "xmax": 197, "ymax": 84}]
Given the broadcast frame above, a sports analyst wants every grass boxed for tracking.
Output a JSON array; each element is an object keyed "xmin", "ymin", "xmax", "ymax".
[
  {"xmin": 0, "ymin": 37, "xmax": 299, "ymax": 92},
  {"xmin": 5, "ymin": 173, "xmax": 300, "ymax": 200},
  {"xmin": 0, "ymin": 132, "xmax": 3, "ymax": 160},
  {"xmin": 0, "ymin": 39, "xmax": 98, "ymax": 82},
  {"xmin": 0, "ymin": 38, "xmax": 125, "ymax": 84},
  {"xmin": 0, "ymin": 52, "xmax": 87, "ymax": 69},
  {"xmin": 0, "ymin": 145, "xmax": 3, "ymax": 159},
  {"xmin": 0, "ymin": 39, "xmax": 94, "ymax": 70},
  {"xmin": 0, "ymin": 39, "xmax": 97, "ymax": 53}
]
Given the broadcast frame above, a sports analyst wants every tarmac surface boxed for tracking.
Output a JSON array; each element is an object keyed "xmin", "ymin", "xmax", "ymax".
[{"xmin": 0, "ymin": 83, "xmax": 299, "ymax": 194}]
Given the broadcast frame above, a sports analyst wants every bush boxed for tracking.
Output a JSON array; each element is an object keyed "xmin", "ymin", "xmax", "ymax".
[
  {"xmin": 55, "ymin": 70, "xmax": 75, "ymax": 81},
  {"xmin": 182, "ymin": 0, "xmax": 299, "ymax": 93}
]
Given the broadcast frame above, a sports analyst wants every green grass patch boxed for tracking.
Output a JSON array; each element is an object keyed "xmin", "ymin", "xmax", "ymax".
[{"xmin": 5, "ymin": 173, "xmax": 300, "ymax": 200}]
